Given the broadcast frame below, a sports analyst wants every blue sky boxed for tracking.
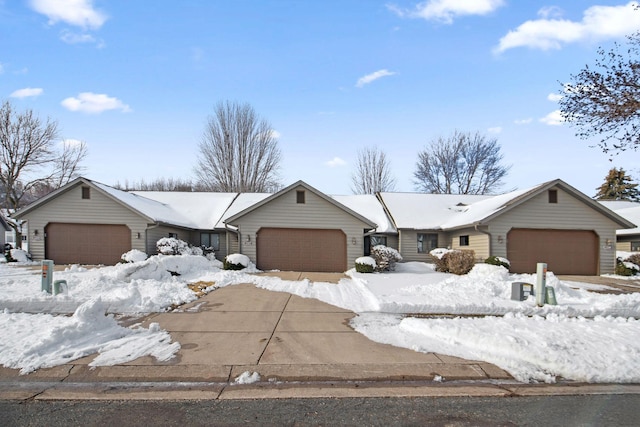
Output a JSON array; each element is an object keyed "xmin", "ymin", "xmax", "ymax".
[{"xmin": 1, "ymin": 0, "xmax": 639, "ymax": 195}]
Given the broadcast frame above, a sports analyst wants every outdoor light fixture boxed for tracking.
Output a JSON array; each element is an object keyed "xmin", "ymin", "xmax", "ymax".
[
  {"xmin": 33, "ymin": 230, "xmax": 38, "ymax": 236},
  {"xmin": 351, "ymin": 237, "xmax": 356, "ymax": 245},
  {"xmin": 497, "ymin": 235, "xmax": 504, "ymax": 243},
  {"xmin": 136, "ymin": 232, "xmax": 141, "ymax": 239}
]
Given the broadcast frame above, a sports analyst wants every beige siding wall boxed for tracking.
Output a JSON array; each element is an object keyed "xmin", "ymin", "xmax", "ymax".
[
  {"xmin": 20, "ymin": 184, "xmax": 149, "ymax": 261},
  {"xmin": 385, "ymin": 234, "xmax": 399, "ymax": 250},
  {"xmin": 227, "ymin": 232, "xmax": 239, "ymax": 256},
  {"xmin": 446, "ymin": 228, "xmax": 490, "ymax": 260},
  {"xmin": 398, "ymin": 230, "xmax": 446, "ymax": 262},
  {"xmin": 227, "ymin": 185, "xmax": 371, "ymax": 269},
  {"xmin": 147, "ymin": 226, "xmax": 192, "ymax": 254},
  {"xmin": 487, "ymin": 187, "xmax": 620, "ymax": 274}
]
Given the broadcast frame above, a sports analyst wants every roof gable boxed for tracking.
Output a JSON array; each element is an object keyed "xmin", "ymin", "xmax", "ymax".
[{"xmin": 225, "ymin": 180, "xmax": 377, "ymax": 228}]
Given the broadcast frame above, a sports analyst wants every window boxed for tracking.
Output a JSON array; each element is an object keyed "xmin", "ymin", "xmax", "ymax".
[
  {"xmin": 459, "ymin": 235, "xmax": 470, "ymax": 246},
  {"xmin": 81, "ymin": 186, "xmax": 90, "ymax": 199},
  {"xmin": 200, "ymin": 233, "xmax": 220, "ymax": 251},
  {"xmin": 365, "ymin": 235, "xmax": 387, "ymax": 255},
  {"xmin": 632, "ymin": 241, "xmax": 640, "ymax": 251},
  {"xmin": 417, "ymin": 233, "xmax": 438, "ymax": 253},
  {"xmin": 296, "ymin": 190, "xmax": 305, "ymax": 204},
  {"xmin": 548, "ymin": 189, "xmax": 558, "ymax": 203},
  {"xmin": 168, "ymin": 232, "xmax": 178, "ymax": 239}
]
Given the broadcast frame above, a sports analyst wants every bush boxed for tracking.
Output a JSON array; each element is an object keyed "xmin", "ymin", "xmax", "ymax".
[
  {"xmin": 615, "ymin": 259, "xmax": 636, "ymax": 276},
  {"xmin": 625, "ymin": 253, "xmax": 640, "ymax": 267},
  {"xmin": 371, "ymin": 245, "xmax": 402, "ymax": 272},
  {"xmin": 435, "ymin": 250, "xmax": 476, "ymax": 275},
  {"xmin": 224, "ymin": 253, "xmax": 250, "ymax": 270},
  {"xmin": 485, "ymin": 255, "xmax": 510, "ymax": 269},
  {"xmin": 121, "ymin": 249, "xmax": 148, "ymax": 263},
  {"xmin": 156, "ymin": 237, "xmax": 203, "ymax": 256},
  {"xmin": 355, "ymin": 256, "xmax": 376, "ymax": 273}
]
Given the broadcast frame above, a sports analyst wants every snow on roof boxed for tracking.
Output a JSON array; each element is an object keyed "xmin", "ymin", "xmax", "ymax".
[
  {"xmin": 131, "ymin": 191, "xmax": 238, "ymax": 229},
  {"xmin": 331, "ymin": 194, "xmax": 396, "ymax": 233},
  {"xmin": 378, "ymin": 192, "xmax": 491, "ymax": 230},
  {"xmin": 610, "ymin": 206, "xmax": 640, "ymax": 235},
  {"xmin": 94, "ymin": 182, "xmax": 197, "ymax": 229},
  {"xmin": 215, "ymin": 193, "xmax": 271, "ymax": 229}
]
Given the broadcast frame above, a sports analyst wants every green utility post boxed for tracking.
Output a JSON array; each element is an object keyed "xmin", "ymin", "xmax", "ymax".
[
  {"xmin": 41, "ymin": 260, "xmax": 54, "ymax": 293},
  {"xmin": 536, "ymin": 262, "xmax": 547, "ymax": 307}
]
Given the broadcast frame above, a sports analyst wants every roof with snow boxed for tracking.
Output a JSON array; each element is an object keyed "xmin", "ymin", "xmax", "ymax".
[
  {"xmin": 331, "ymin": 194, "xmax": 396, "ymax": 233},
  {"xmin": 598, "ymin": 201, "xmax": 640, "ymax": 236}
]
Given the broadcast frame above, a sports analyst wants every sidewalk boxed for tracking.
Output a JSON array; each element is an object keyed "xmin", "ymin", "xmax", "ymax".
[{"xmin": 1, "ymin": 273, "xmax": 638, "ymax": 400}]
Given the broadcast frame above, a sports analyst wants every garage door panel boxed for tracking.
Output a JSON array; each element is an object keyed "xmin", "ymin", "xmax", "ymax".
[
  {"xmin": 507, "ymin": 229, "xmax": 598, "ymax": 275},
  {"xmin": 257, "ymin": 228, "xmax": 346, "ymax": 272},
  {"xmin": 46, "ymin": 223, "xmax": 131, "ymax": 265}
]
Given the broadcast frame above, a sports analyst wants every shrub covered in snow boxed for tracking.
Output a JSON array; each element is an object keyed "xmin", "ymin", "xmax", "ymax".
[
  {"xmin": 615, "ymin": 258, "xmax": 639, "ymax": 276},
  {"xmin": 120, "ymin": 249, "xmax": 148, "ymax": 264},
  {"xmin": 371, "ymin": 245, "xmax": 402, "ymax": 272},
  {"xmin": 624, "ymin": 253, "xmax": 640, "ymax": 269},
  {"xmin": 156, "ymin": 237, "xmax": 203, "ymax": 256},
  {"xmin": 435, "ymin": 249, "xmax": 476, "ymax": 275},
  {"xmin": 429, "ymin": 248, "xmax": 451, "ymax": 260},
  {"xmin": 355, "ymin": 256, "xmax": 376, "ymax": 273},
  {"xmin": 485, "ymin": 255, "xmax": 510, "ymax": 269},
  {"xmin": 224, "ymin": 253, "xmax": 250, "ymax": 270},
  {"xmin": 9, "ymin": 249, "xmax": 31, "ymax": 263}
]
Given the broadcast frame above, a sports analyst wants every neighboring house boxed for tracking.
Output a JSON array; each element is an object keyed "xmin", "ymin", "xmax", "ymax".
[
  {"xmin": 0, "ymin": 213, "xmax": 10, "ymax": 249},
  {"xmin": 598, "ymin": 201, "xmax": 640, "ymax": 252},
  {"xmin": 12, "ymin": 177, "xmax": 635, "ymax": 274}
]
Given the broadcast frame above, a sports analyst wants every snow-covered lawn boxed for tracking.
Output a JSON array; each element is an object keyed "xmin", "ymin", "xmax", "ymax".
[{"xmin": 1, "ymin": 256, "xmax": 640, "ymax": 383}]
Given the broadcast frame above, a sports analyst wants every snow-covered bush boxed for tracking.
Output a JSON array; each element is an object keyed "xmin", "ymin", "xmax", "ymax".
[
  {"xmin": 625, "ymin": 253, "xmax": 640, "ymax": 268},
  {"xmin": 371, "ymin": 245, "xmax": 402, "ymax": 272},
  {"xmin": 156, "ymin": 237, "xmax": 203, "ymax": 256},
  {"xmin": 355, "ymin": 256, "xmax": 376, "ymax": 273},
  {"xmin": 120, "ymin": 249, "xmax": 148, "ymax": 263},
  {"xmin": 9, "ymin": 248, "xmax": 31, "ymax": 263},
  {"xmin": 435, "ymin": 249, "xmax": 476, "ymax": 275},
  {"xmin": 429, "ymin": 248, "xmax": 451, "ymax": 260},
  {"xmin": 485, "ymin": 255, "xmax": 510, "ymax": 269},
  {"xmin": 224, "ymin": 253, "xmax": 250, "ymax": 270},
  {"xmin": 616, "ymin": 258, "xmax": 639, "ymax": 276}
]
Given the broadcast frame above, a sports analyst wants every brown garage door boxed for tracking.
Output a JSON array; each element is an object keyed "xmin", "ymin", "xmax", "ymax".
[
  {"xmin": 257, "ymin": 228, "xmax": 347, "ymax": 272},
  {"xmin": 45, "ymin": 223, "xmax": 131, "ymax": 265},
  {"xmin": 507, "ymin": 229, "xmax": 598, "ymax": 275}
]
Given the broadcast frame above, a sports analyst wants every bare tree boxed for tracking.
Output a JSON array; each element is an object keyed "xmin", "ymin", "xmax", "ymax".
[
  {"xmin": 559, "ymin": 31, "xmax": 640, "ymax": 155},
  {"xmin": 351, "ymin": 146, "xmax": 396, "ymax": 194},
  {"xmin": 114, "ymin": 177, "xmax": 204, "ymax": 192},
  {"xmin": 0, "ymin": 100, "xmax": 87, "ymax": 244},
  {"xmin": 195, "ymin": 101, "xmax": 282, "ymax": 192},
  {"xmin": 414, "ymin": 131, "xmax": 510, "ymax": 194}
]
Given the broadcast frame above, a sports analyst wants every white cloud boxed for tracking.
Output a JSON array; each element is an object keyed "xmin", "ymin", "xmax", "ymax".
[
  {"xmin": 270, "ymin": 130, "xmax": 281, "ymax": 139},
  {"xmin": 487, "ymin": 126, "xmax": 502, "ymax": 134},
  {"xmin": 326, "ymin": 157, "xmax": 346, "ymax": 168},
  {"xmin": 356, "ymin": 69, "xmax": 396, "ymax": 88},
  {"xmin": 495, "ymin": 2, "xmax": 640, "ymax": 53},
  {"xmin": 388, "ymin": 0, "xmax": 505, "ymax": 24},
  {"xmin": 10, "ymin": 87, "xmax": 43, "ymax": 98},
  {"xmin": 60, "ymin": 29, "xmax": 97, "ymax": 44},
  {"xmin": 61, "ymin": 92, "xmax": 131, "ymax": 114},
  {"xmin": 514, "ymin": 118, "xmax": 533, "ymax": 125},
  {"xmin": 539, "ymin": 110, "xmax": 565, "ymax": 126},
  {"xmin": 29, "ymin": 0, "xmax": 108, "ymax": 29},
  {"xmin": 547, "ymin": 93, "xmax": 563, "ymax": 102}
]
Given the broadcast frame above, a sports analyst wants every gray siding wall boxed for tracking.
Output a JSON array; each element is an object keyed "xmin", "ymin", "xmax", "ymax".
[
  {"xmin": 446, "ymin": 228, "xmax": 490, "ymax": 261},
  {"xmin": 20, "ymin": 184, "xmax": 148, "ymax": 260},
  {"xmin": 228, "ymin": 185, "xmax": 371, "ymax": 269},
  {"xmin": 227, "ymin": 232, "xmax": 239, "ymax": 256},
  {"xmin": 487, "ymin": 187, "xmax": 620, "ymax": 274},
  {"xmin": 147, "ymin": 225, "xmax": 192, "ymax": 254}
]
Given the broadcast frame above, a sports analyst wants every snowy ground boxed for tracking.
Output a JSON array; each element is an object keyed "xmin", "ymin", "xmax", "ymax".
[{"xmin": 1, "ymin": 255, "xmax": 639, "ymax": 383}]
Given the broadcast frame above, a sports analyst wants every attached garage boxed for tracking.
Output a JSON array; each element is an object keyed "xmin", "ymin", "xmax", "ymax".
[
  {"xmin": 45, "ymin": 223, "xmax": 131, "ymax": 265},
  {"xmin": 507, "ymin": 228, "xmax": 599, "ymax": 275},
  {"xmin": 256, "ymin": 228, "xmax": 347, "ymax": 272}
]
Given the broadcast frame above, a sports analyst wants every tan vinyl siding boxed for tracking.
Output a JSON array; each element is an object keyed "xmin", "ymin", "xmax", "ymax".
[
  {"xmin": 146, "ymin": 225, "xmax": 191, "ymax": 254},
  {"xmin": 385, "ymin": 234, "xmax": 399, "ymax": 251},
  {"xmin": 447, "ymin": 229, "xmax": 489, "ymax": 260},
  {"xmin": 228, "ymin": 232, "xmax": 239, "ymax": 256},
  {"xmin": 616, "ymin": 241, "xmax": 632, "ymax": 251},
  {"xmin": 398, "ymin": 230, "xmax": 446, "ymax": 262},
  {"xmin": 227, "ymin": 185, "xmax": 371, "ymax": 268},
  {"xmin": 20, "ymin": 184, "xmax": 148, "ymax": 261},
  {"xmin": 487, "ymin": 187, "xmax": 620, "ymax": 274}
]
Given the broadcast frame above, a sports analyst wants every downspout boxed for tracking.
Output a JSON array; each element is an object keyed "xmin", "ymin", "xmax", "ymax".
[{"xmin": 474, "ymin": 223, "xmax": 492, "ymax": 257}]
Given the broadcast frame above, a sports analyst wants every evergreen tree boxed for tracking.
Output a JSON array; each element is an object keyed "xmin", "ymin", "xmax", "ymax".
[{"xmin": 594, "ymin": 168, "xmax": 640, "ymax": 201}]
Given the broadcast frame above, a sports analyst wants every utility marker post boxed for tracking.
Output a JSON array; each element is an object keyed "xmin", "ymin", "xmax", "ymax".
[{"xmin": 536, "ymin": 262, "xmax": 547, "ymax": 307}]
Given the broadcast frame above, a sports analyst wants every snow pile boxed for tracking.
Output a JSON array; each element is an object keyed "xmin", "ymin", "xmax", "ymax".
[
  {"xmin": 233, "ymin": 371, "xmax": 261, "ymax": 384},
  {"xmin": 121, "ymin": 249, "xmax": 148, "ymax": 263},
  {"xmin": 2, "ymin": 256, "xmax": 640, "ymax": 383},
  {"xmin": 226, "ymin": 253, "xmax": 250, "ymax": 267},
  {"xmin": 10, "ymin": 249, "xmax": 31, "ymax": 263},
  {"xmin": 0, "ymin": 299, "xmax": 179, "ymax": 374}
]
